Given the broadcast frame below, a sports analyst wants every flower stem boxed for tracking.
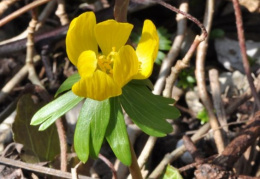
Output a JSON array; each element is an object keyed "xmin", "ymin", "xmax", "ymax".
[{"xmin": 129, "ymin": 139, "xmax": 143, "ymax": 179}]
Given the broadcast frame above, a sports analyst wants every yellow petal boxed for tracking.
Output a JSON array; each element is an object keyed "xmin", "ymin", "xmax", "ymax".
[
  {"xmin": 133, "ymin": 20, "xmax": 159, "ymax": 79},
  {"xmin": 95, "ymin": 20, "xmax": 133, "ymax": 55},
  {"xmin": 113, "ymin": 45, "xmax": 139, "ymax": 87},
  {"xmin": 77, "ymin": 50, "xmax": 97, "ymax": 78},
  {"xmin": 72, "ymin": 70, "xmax": 122, "ymax": 101},
  {"xmin": 66, "ymin": 12, "xmax": 98, "ymax": 66}
]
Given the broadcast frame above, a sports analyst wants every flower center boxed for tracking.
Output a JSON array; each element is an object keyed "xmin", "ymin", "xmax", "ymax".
[{"xmin": 97, "ymin": 47, "xmax": 117, "ymax": 77}]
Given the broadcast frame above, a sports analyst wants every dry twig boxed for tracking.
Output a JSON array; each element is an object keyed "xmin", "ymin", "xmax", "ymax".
[
  {"xmin": 149, "ymin": 123, "xmax": 210, "ymax": 178},
  {"xmin": 231, "ymin": 0, "xmax": 260, "ymax": 110},
  {"xmin": 56, "ymin": 0, "xmax": 69, "ymax": 25},
  {"xmin": 0, "ymin": 0, "xmax": 19, "ymax": 16},
  {"xmin": 0, "ymin": 0, "xmax": 51, "ymax": 27},
  {"xmin": 195, "ymin": 0, "xmax": 225, "ymax": 153},
  {"xmin": 0, "ymin": 157, "xmax": 90, "ymax": 179},
  {"xmin": 209, "ymin": 69, "xmax": 228, "ymax": 133}
]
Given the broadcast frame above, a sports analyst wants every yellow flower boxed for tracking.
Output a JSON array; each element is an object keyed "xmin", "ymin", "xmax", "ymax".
[{"xmin": 66, "ymin": 12, "xmax": 159, "ymax": 101}]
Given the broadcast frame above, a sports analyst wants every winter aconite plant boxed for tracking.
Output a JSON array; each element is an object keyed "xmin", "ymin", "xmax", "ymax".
[{"xmin": 31, "ymin": 12, "xmax": 180, "ymax": 166}]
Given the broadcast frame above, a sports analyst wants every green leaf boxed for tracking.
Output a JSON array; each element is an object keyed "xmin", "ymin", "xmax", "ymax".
[
  {"xmin": 130, "ymin": 79, "xmax": 154, "ymax": 90},
  {"xmin": 31, "ymin": 90, "xmax": 84, "ymax": 130},
  {"xmin": 120, "ymin": 84, "xmax": 180, "ymax": 137},
  {"xmin": 162, "ymin": 165, "xmax": 183, "ymax": 179},
  {"xmin": 74, "ymin": 98, "xmax": 110, "ymax": 162},
  {"xmin": 155, "ymin": 51, "xmax": 166, "ymax": 65},
  {"xmin": 74, "ymin": 99, "xmax": 91, "ymax": 163},
  {"xmin": 55, "ymin": 73, "xmax": 80, "ymax": 97},
  {"xmin": 13, "ymin": 94, "xmax": 60, "ymax": 163},
  {"xmin": 210, "ymin": 29, "xmax": 225, "ymax": 39},
  {"xmin": 106, "ymin": 97, "xmax": 131, "ymax": 166},
  {"xmin": 197, "ymin": 108, "xmax": 209, "ymax": 124},
  {"xmin": 89, "ymin": 98, "xmax": 110, "ymax": 158}
]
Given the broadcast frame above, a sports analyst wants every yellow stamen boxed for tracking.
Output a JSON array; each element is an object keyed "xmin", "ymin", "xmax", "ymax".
[{"xmin": 97, "ymin": 47, "xmax": 117, "ymax": 76}]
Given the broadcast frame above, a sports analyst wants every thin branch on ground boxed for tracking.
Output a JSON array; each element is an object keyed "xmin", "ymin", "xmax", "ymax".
[
  {"xmin": 56, "ymin": 0, "xmax": 69, "ymax": 25},
  {"xmin": 195, "ymin": 0, "xmax": 225, "ymax": 153},
  {"xmin": 0, "ymin": 0, "xmax": 51, "ymax": 27},
  {"xmin": 0, "ymin": 157, "xmax": 91, "ymax": 179},
  {"xmin": 231, "ymin": 0, "xmax": 260, "ymax": 110},
  {"xmin": 209, "ymin": 69, "xmax": 228, "ymax": 132},
  {"xmin": 0, "ymin": 0, "xmax": 19, "ymax": 16},
  {"xmin": 0, "ymin": 0, "xmax": 56, "ymax": 45},
  {"xmin": 149, "ymin": 123, "xmax": 210, "ymax": 178},
  {"xmin": 226, "ymin": 75, "xmax": 260, "ymax": 115},
  {"xmin": 163, "ymin": 35, "xmax": 202, "ymax": 98},
  {"xmin": 153, "ymin": 0, "xmax": 188, "ymax": 95}
]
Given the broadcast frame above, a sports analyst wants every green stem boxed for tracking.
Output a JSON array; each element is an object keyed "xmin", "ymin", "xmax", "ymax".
[{"xmin": 129, "ymin": 140, "xmax": 143, "ymax": 179}]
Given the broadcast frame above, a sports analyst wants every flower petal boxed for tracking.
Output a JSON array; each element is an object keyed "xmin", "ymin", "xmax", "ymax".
[
  {"xmin": 113, "ymin": 45, "xmax": 139, "ymax": 87},
  {"xmin": 66, "ymin": 12, "xmax": 98, "ymax": 65},
  {"xmin": 133, "ymin": 20, "xmax": 159, "ymax": 79},
  {"xmin": 95, "ymin": 20, "xmax": 133, "ymax": 55},
  {"xmin": 77, "ymin": 50, "xmax": 97, "ymax": 78},
  {"xmin": 72, "ymin": 70, "xmax": 122, "ymax": 101}
]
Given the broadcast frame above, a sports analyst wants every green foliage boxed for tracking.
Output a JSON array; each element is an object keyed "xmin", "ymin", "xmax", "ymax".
[
  {"xmin": 156, "ymin": 27, "xmax": 172, "ymax": 65},
  {"xmin": 177, "ymin": 69, "xmax": 196, "ymax": 89},
  {"xmin": 31, "ymin": 90, "xmax": 84, "ymax": 130},
  {"xmin": 74, "ymin": 98, "xmax": 110, "ymax": 162},
  {"xmin": 13, "ymin": 94, "xmax": 60, "ymax": 163},
  {"xmin": 74, "ymin": 97, "xmax": 132, "ymax": 165},
  {"xmin": 210, "ymin": 29, "xmax": 225, "ymax": 39},
  {"xmin": 31, "ymin": 81, "xmax": 180, "ymax": 165},
  {"xmin": 162, "ymin": 165, "xmax": 183, "ymax": 179},
  {"xmin": 106, "ymin": 97, "xmax": 131, "ymax": 166},
  {"xmin": 197, "ymin": 108, "xmax": 209, "ymax": 124},
  {"xmin": 120, "ymin": 83, "xmax": 180, "ymax": 137},
  {"xmin": 248, "ymin": 55, "xmax": 257, "ymax": 66},
  {"xmin": 55, "ymin": 73, "xmax": 80, "ymax": 97}
]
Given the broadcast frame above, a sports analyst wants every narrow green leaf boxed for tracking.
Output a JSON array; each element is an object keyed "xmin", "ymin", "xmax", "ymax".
[
  {"xmin": 13, "ymin": 94, "xmax": 60, "ymax": 163},
  {"xmin": 106, "ymin": 97, "xmax": 131, "ymax": 166},
  {"xmin": 120, "ymin": 84, "xmax": 180, "ymax": 137},
  {"xmin": 74, "ymin": 98, "xmax": 110, "ymax": 162},
  {"xmin": 31, "ymin": 90, "xmax": 83, "ymax": 129},
  {"xmin": 74, "ymin": 99, "xmax": 91, "ymax": 163},
  {"xmin": 88, "ymin": 98, "xmax": 110, "ymax": 158},
  {"xmin": 162, "ymin": 165, "xmax": 183, "ymax": 179},
  {"xmin": 55, "ymin": 73, "xmax": 80, "ymax": 97}
]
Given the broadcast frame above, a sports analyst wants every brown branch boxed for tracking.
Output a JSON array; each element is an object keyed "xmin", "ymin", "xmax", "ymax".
[
  {"xmin": 149, "ymin": 123, "xmax": 211, "ymax": 178},
  {"xmin": 114, "ymin": 0, "xmax": 130, "ymax": 22},
  {"xmin": 153, "ymin": 0, "xmax": 188, "ymax": 95},
  {"xmin": 231, "ymin": 0, "xmax": 260, "ymax": 110},
  {"xmin": 209, "ymin": 69, "xmax": 228, "ymax": 132},
  {"xmin": 163, "ymin": 35, "xmax": 201, "ymax": 98},
  {"xmin": 56, "ymin": 0, "xmax": 69, "ymax": 25},
  {"xmin": 0, "ymin": 0, "xmax": 51, "ymax": 27},
  {"xmin": 0, "ymin": 157, "xmax": 91, "ymax": 179},
  {"xmin": 194, "ymin": 112, "xmax": 260, "ymax": 178},
  {"xmin": 226, "ymin": 75, "xmax": 260, "ymax": 115},
  {"xmin": 0, "ymin": 0, "xmax": 19, "ymax": 16},
  {"xmin": 195, "ymin": 0, "xmax": 225, "ymax": 154},
  {"xmin": 154, "ymin": 0, "xmax": 207, "ymax": 41}
]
